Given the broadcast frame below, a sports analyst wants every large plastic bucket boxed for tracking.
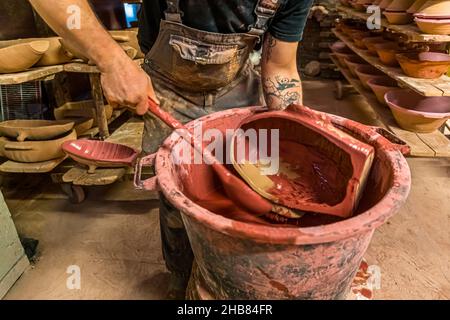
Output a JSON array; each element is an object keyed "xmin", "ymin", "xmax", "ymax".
[{"xmin": 135, "ymin": 107, "xmax": 411, "ymax": 299}]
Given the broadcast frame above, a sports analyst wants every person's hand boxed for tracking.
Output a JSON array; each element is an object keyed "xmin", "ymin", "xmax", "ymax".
[{"xmin": 99, "ymin": 53, "xmax": 158, "ymax": 115}]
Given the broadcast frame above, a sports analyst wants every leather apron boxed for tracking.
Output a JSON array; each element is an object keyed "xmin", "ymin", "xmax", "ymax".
[{"xmin": 141, "ymin": 0, "xmax": 283, "ymax": 154}]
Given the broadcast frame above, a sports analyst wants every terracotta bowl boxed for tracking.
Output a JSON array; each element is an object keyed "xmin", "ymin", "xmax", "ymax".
[
  {"xmin": 367, "ymin": 77, "xmax": 399, "ymax": 105},
  {"xmin": 362, "ymin": 37, "xmax": 387, "ymax": 56},
  {"xmin": 336, "ymin": 53, "xmax": 359, "ymax": 69},
  {"xmin": 344, "ymin": 56, "xmax": 368, "ymax": 77},
  {"xmin": 374, "ymin": 42, "xmax": 408, "ymax": 66},
  {"xmin": 396, "ymin": 52, "xmax": 450, "ymax": 78},
  {"xmin": 62, "ymin": 140, "xmax": 138, "ymax": 173},
  {"xmin": 384, "ymin": 11, "xmax": 414, "ymax": 24},
  {"xmin": 385, "ymin": 89, "xmax": 450, "ymax": 132},
  {"xmin": 0, "ymin": 129, "xmax": 77, "ymax": 163},
  {"xmin": 355, "ymin": 65, "xmax": 386, "ymax": 89},
  {"xmin": 0, "ymin": 41, "xmax": 49, "ymax": 73},
  {"xmin": 414, "ymin": 0, "xmax": 450, "ymax": 18},
  {"xmin": 0, "ymin": 120, "xmax": 74, "ymax": 142},
  {"xmin": 414, "ymin": 17, "xmax": 450, "ymax": 34}
]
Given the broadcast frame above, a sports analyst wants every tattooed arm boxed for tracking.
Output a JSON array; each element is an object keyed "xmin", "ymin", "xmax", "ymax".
[{"xmin": 261, "ymin": 34, "xmax": 302, "ymax": 110}]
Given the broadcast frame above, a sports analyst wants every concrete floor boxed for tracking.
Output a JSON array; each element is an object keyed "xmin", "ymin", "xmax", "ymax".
[{"xmin": 3, "ymin": 80, "xmax": 450, "ymax": 300}]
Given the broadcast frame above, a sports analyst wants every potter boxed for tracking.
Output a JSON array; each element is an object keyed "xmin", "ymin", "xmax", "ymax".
[{"xmin": 30, "ymin": 0, "xmax": 314, "ymax": 299}]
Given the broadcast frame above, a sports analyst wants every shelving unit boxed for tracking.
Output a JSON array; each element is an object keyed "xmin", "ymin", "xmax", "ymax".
[
  {"xmin": 333, "ymin": 29, "xmax": 450, "ymax": 97},
  {"xmin": 330, "ymin": 55, "xmax": 450, "ymax": 157},
  {"xmin": 337, "ymin": 4, "xmax": 450, "ymax": 42},
  {"xmin": 333, "ymin": 4, "xmax": 450, "ymax": 158}
]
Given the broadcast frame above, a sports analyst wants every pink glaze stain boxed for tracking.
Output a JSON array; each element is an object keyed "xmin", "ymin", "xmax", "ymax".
[{"xmin": 268, "ymin": 141, "xmax": 348, "ymax": 207}]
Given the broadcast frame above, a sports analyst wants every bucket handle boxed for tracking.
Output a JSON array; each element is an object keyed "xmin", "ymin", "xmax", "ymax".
[{"xmin": 134, "ymin": 153, "xmax": 159, "ymax": 191}]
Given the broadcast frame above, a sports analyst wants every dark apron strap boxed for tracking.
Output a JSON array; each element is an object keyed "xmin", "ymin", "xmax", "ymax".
[
  {"xmin": 248, "ymin": 0, "xmax": 283, "ymax": 36},
  {"xmin": 164, "ymin": 0, "xmax": 183, "ymax": 23}
]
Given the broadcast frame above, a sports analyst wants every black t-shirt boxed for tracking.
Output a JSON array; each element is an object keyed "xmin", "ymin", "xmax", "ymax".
[{"xmin": 137, "ymin": 0, "xmax": 313, "ymax": 54}]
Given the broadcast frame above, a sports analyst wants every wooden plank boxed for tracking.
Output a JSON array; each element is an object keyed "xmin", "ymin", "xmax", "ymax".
[
  {"xmin": 337, "ymin": 4, "xmax": 450, "ymax": 42},
  {"xmin": 333, "ymin": 29, "xmax": 448, "ymax": 97},
  {"xmin": 416, "ymin": 131, "xmax": 450, "ymax": 157},
  {"xmin": 89, "ymin": 73, "xmax": 109, "ymax": 139},
  {"xmin": 106, "ymin": 118, "xmax": 144, "ymax": 151},
  {"xmin": 330, "ymin": 54, "xmax": 440, "ymax": 157},
  {"xmin": 0, "ymin": 65, "xmax": 64, "ymax": 85},
  {"xmin": 62, "ymin": 166, "xmax": 126, "ymax": 186},
  {"xmin": 0, "ymin": 255, "xmax": 29, "ymax": 299},
  {"xmin": 0, "ymin": 156, "xmax": 67, "ymax": 173},
  {"xmin": 64, "ymin": 59, "xmax": 144, "ymax": 74}
]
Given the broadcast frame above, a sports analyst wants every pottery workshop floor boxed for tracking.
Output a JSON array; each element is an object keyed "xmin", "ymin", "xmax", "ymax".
[{"xmin": 3, "ymin": 80, "xmax": 450, "ymax": 300}]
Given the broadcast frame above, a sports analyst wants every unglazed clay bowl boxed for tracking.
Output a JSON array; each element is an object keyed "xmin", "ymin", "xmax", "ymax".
[
  {"xmin": 344, "ymin": 56, "xmax": 368, "ymax": 76},
  {"xmin": 64, "ymin": 117, "xmax": 95, "ymax": 135},
  {"xmin": 0, "ymin": 41, "xmax": 49, "ymax": 73},
  {"xmin": 0, "ymin": 129, "xmax": 77, "ymax": 163},
  {"xmin": 374, "ymin": 42, "xmax": 409, "ymax": 66},
  {"xmin": 362, "ymin": 37, "xmax": 387, "ymax": 56},
  {"xmin": 62, "ymin": 140, "xmax": 138, "ymax": 173},
  {"xmin": 367, "ymin": 77, "xmax": 399, "ymax": 105},
  {"xmin": 36, "ymin": 37, "xmax": 73, "ymax": 66},
  {"xmin": 385, "ymin": 89, "xmax": 450, "ymax": 132},
  {"xmin": 355, "ymin": 65, "xmax": 386, "ymax": 89},
  {"xmin": 336, "ymin": 53, "xmax": 359, "ymax": 69},
  {"xmin": 383, "ymin": 11, "xmax": 414, "ymax": 24},
  {"xmin": 414, "ymin": 0, "xmax": 450, "ymax": 18},
  {"xmin": 396, "ymin": 52, "xmax": 450, "ymax": 78},
  {"xmin": 414, "ymin": 17, "xmax": 450, "ymax": 34},
  {"xmin": 0, "ymin": 120, "xmax": 75, "ymax": 142}
]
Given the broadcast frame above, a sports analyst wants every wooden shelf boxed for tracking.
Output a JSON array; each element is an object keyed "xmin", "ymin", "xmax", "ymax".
[
  {"xmin": 0, "ymin": 156, "xmax": 67, "ymax": 174},
  {"xmin": 330, "ymin": 54, "xmax": 450, "ymax": 157},
  {"xmin": 337, "ymin": 4, "xmax": 450, "ymax": 43},
  {"xmin": 0, "ymin": 65, "xmax": 64, "ymax": 85},
  {"xmin": 333, "ymin": 29, "xmax": 450, "ymax": 97},
  {"xmin": 64, "ymin": 59, "xmax": 144, "ymax": 74}
]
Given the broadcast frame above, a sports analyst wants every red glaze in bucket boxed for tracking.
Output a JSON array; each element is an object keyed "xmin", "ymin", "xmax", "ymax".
[{"xmin": 135, "ymin": 107, "xmax": 411, "ymax": 299}]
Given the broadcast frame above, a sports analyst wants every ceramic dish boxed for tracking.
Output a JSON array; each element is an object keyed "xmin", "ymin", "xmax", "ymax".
[{"xmin": 0, "ymin": 120, "xmax": 74, "ymax": 142}]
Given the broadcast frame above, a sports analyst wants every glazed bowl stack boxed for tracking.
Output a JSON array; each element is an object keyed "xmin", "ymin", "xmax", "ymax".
[
  {"xmin": 0, "ymin": 120, "xmax": 77, "ymax": 163},
  {"xmin": 414, "ymin": 0, "xmax": 450, "ymax": 34},
  {"xmin": 385, "ymin": 89, "xmax": 450, "ymax": 132}
]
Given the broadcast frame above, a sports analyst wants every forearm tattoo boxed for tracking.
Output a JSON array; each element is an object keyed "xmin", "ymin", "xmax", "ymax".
[{"xmin": 263, "ymin": 76, "xmax": 302, "ymax": 110}]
